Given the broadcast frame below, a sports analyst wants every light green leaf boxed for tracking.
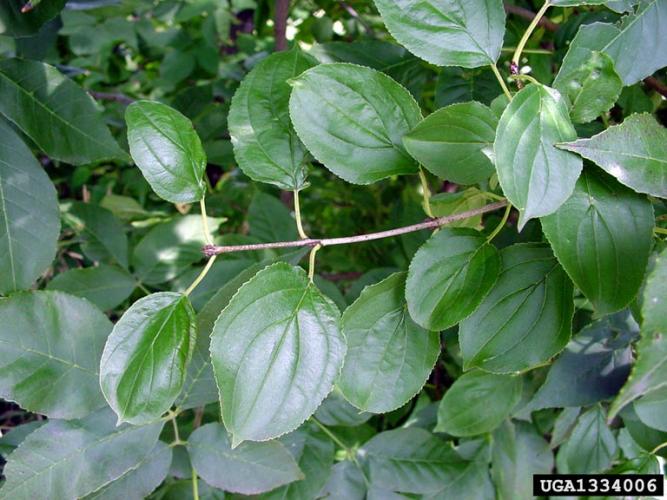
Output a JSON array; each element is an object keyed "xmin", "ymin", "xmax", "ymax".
[
  {"xmin": 0, "ymin": 118, "xmax": 59, "ymax": 294},
  {"xmin": 289, "ymin": 63, "xmax": 422, "ymax": 184},
  {"xmin": 126, "ymin": 100, "xmax": 207, "ymax": 204},
  {"xmin": 494, "ymin": 84, "xmax": 582, "ymax": 229},
  {"xmin": 0, "ymin": 408, "xmax": 164, "ymax": 499},
  {"xmin": 403, "ymin": 102, "xmax": 497, "ymax": 184},
  {"xmin": 187, "ymin": 422, "xmax": 304, "ymax": 494},
  {"xmin": 47, "ymin": 265, "xmax": 136, "ymax": 311},
  {"xmin": 210, "ymin": 262, "xmax": 346, "ymax": 444},
  {"xmin": 0, "ymin": 291, "xmax": 111, "ymax": 419},
  {"xmin": 541, "ymin": 170, "xmax": 653, "ymax": 314},
  {"xmin": 372, "ymin": 0, "xmax": 505, "ymax": 67},
  {"xmin": 428, "ymin": 188, "xmax": 490, "ymax": 228},
  {"xmin": 228, "ymin": 49, "xmax": 316, "ymax": 190},
  {"xmin": 338, "ymin": 273, "xmax": 440, "ymax": 413},
  {"xmin": 100, "ymin": 292, "xmax": 197, "ymax": 424},
  {"xmin": 557, "ymin": 405, "xmax": 617, "ymax": 473},
  {"xmin": 559, "ymin": 113, "xmax": 667, "ymax": 198},
  {"xmin": 459, "ymin": 244, "xmax": 574, "ymax": 373},
  {"xmin": 642, "ymin": 247, "xmax": 667, "ymax": 333},
  {"xmin": 0, "ymin": 0, "xmax": 66, "ymax": 37},
  {"xmin": 435, "ymin": 371, "xmax": 522, "ymax": 436},
  {"xmin": 0, "ymin": 59, "xmax": 126, "ymax": 164},
  {"xmin": 406, "ymin": 228, "xmax": 500, "ymax": 331},
  {"xmin": 634, "ymin": 386, "xmax": 667, "ymax": 432}
]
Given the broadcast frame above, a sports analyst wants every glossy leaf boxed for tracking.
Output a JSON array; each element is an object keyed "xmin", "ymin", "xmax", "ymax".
[
  {"xmin": 338, "ymin": 273, "xmax": 440, "ymax": 413},
  {"xmin": 459, "ymin": 244, "xmax": 574, "ymax": 374},
  {"xmin": 406, "ymin": 228, "xmax": 500, "ymax": 331},
  {"xmin": 0, "ymin": 118, "xmax": 59, "ymax": 294},
  {"xmin": 559, "ymin": 113, "xmax": 667, "ymax": 198},
  {"xmin": 557, "ymin": 405, "xmax": 616, "ymax": 473},
  {"xmin": 642, "ymin": 247, "xmax": 667, "ymax": 334},
  {"xmin": 541, "ymin": 170, "xmax": 653, "ymax": 314},
  {"xmin": 47, "ymin": 265, "xmax": 136, "ymax": 311},
  {"xmin": 210, "ymin": 262, "xmax": 346, "ymax": 444},
  {"xmin": 494, "ymin": 84, "xmax": 582, "ymax": 229},
  {"xmin": 100, "ymin": 292, "xmax": 197, "ymax": 424},
  {"xmin": 126, "ymin": 100, "xmax": 207, "ymax": 203},
  {"xmin": 435, "ymin": 371, "xmax": 522, "ymax": 436},
  {"xmin": 0, "ymin": 0, "xmax": 66, "ymax": 37},
  {"xmin": 372, "ymin": 0, "xmax": 505, "ymax": 67},
  {"xmin": 0, "ymin": 291, "xmax": 111, "ymax": 419},
  {"xmin": 289, "ymin": 63, "xmax": 422, "ymax": 184},
  {"xmin": 0, "ymin": 59, "xmax": 126, "ymax": 164},
  {"xmin": 228, "ymin": 49, "xmax": 316, "ymax": 190},
  {"xmin": 187, "ymin": 422, "xmax": 303, "ymax": 494},
  {"xmin": 0, "ymin": 408, "xmax": 164, "ymax": 499},
  {"xmin": 403, "ymin": 102, "xmax": 497, "ymax": 184}
]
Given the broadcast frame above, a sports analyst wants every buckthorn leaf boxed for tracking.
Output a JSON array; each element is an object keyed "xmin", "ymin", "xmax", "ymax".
[
  {"xmin": 494, "ymin": 84, "xmax": 582, "ymax": 229},
  {"xmin": 210, "ymin": 262, "xmax": 346, "ymax": 445},
  {"xmin": 371, "ymin": 0, "xmax": 505, "ymax": 67},
  {"xmin": 289, "ymin": 63, "xmax": 422, "ymax": 184},
  {"xmin": 557, "ymin": 405, "xmax": 617, "ymax": 473},
  {"xmin": 541, "ymin": 170, "xmax": 653, "ymax": 314},
  {"xmin": 228, "ymin": 49, "xmax": 316, "ymax": 190},
  {"xmin": 100, "ymin": 292, "xmax": 197, "ymax": 424},
  {"xmin": 126, "ymin": 100, "xmax": 207, "ymax": 203},
  {"xmin": 406, "ymin": 228, "xmax": 500, "ymax": 331},
  {"xmin": 338, "ymin": 273, "xmax": 440, "ymax": 413},
  {"xmin": 459, "ymin": 244, "xmax": 574, "ymax": 373},
  {"xmin": 47, "ymin": 265, "xmax": 136, "ymax": 311},
  {"xmin": 0, "ymin": 291, "xmax": 111, "ymax": 419},
  {"xmin": 642, "ymin": 247, "xmax": 667, "ymax": 334},
  {"xmin": 634, "ymin": 386, "xmax": 667, "ymax": 432}
]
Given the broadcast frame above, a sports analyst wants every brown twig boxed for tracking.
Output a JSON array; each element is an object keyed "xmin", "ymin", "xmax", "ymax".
[
  {"xmin": 644, "ymin": 76, "xmax": 667, "ymax": 99},
  {"xmin": 204, "ymin": 201, "xmax": 508, "ymax": 256},
  {"xmin": 338, "ymin": 0, "xmax": 374, "ymax": 36},
  {"xmin": 504, "ymin": 3, "xmax": 559, "ymax": 32},
  {"xmin": 274, "ymin": 0, "xmax": 289, "ymax": 51},
  {"xmin": 89, "ymin": 91, "xmax": 135, "ymax": 105}
]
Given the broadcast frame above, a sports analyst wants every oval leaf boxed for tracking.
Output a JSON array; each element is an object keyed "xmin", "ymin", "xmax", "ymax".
[
  {"xmin": 100, "ymin": 292, "xmax": 197, "ymax": 424},
  {"xmin": 47, "ymin": 265, "xmax": 136, "ymax": 311},
  {"xmin": 228, "ymin": 49, "xmax": 316, "ymax": 190},
  {"xmin": 372, "ymin": 0, "xmax": 505, "ymax": 67},
  {"xmin": 289, "ymin": 63, "xmax": 422, "ymax": 184},
  {"xmin": 0, "ymin": 291, "xmax": 112, "ymax": 419},
  {"xmin": 406, "ymin": 228, "xmax": 500, "ymax": 330},
  {"xmin": 459, "ymin": 243, "xmax": 574, "ymax": 373},
  {"xmin": 494, "ymin": 84, "xmax": 582, "ymax": 229},
  {"xmin": 0, "ymin": 119, "xmax": 59, "ymax": 294},
  {"xmin": 338, "ymin": 273, "xmax": 440, "ymax": 413},
  {"xmin": 210, "ymin": 262, "xmax": 346, "ymax": 445},
  {"xmin": 126, "ymin": 100, "xmax": 207, "ymax": 203}
]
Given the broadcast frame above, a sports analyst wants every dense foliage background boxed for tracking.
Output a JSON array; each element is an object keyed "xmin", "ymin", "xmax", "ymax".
[{"xmin": 0, "ymin": 0, "xmax": 666, "ymax": 498}]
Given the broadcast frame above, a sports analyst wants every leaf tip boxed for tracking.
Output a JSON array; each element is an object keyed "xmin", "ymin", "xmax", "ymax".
[{"xmin": 230, "ymin": 435, "xmax": 244, "ymax": 449}]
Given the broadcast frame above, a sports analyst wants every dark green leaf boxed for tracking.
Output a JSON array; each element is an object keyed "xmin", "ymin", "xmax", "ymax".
[
  {"xmin": 435, "ymin": 67, "xmax": 500, "ymax": 108},
  {"xmin": 210, "ymin": 262, "xmax": 346, "ymax": 445},
  {"xmin": 557, "ymin": 405, "xmax": 616, "ymax": 473},
  {"xmin": 318, "ymin": 461, "xmax": 366, "ymax": 500},
  {"xmin": 0, "ymin": 0, "xmax": 66, "ymax": 37},
  {"xmin": 541, "ymin": 170, "xmax": 654, "ymax": 314},
  {"xmin": 100, "ymin": 292, "xmax": 197, "ymax": 424},
  {"xmin": 289, "ymin": 63, "xmax": 422, "ymax": 184},
  {"xmin": 642, "ymin": 247, "xmax": 667, "ymax": 334},
  {"xmin": 406, "ymin": 228, "xmax": 500, "ymax": 330},
  {"xmin": 459, "ymin": 244, "xmax": 574, "ymax": 373},
  {"xmin": 47, "ymin": 265, "xmax": 136, "ymax": 311},
  {"xmin": 187, "ymin": 422, "xmax": 303, "ymax": 494},
  {"xmin": 339, "ymin": 273, "xmax": 440, "ymax": 413},
  {"xmin": 0, "ymin": 421, "xmax": 44, "ymax": 457},
  {"xmin": 248, "ymin": 191, "xmax": 298, "ymax": 242},
  {"xmin": 494, "ymin": 84, "xmax": 582, "ymax": 229},
  {"xmin": 634, "ymin": 386, "xmax": 667, "ymax": 432},
  {"xmin": 315, "ymin": 390, "xmax": 372, "ymax": 427},
  {"xmin": 0, "ymin": 291, "xmax": 111, "ymax": 419}
]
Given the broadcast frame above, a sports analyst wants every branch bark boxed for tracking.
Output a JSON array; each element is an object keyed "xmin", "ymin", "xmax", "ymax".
[
  {"xmin": 203, "ymin": 201, "xmax": 508, "ymax": 256},
  {"xmin": 274, "ymin": 0, "xmax": 289, "ymax": 51},
  {"xmin": 89, "ymin": 91, "xmax": 135, "ymax": 105}
]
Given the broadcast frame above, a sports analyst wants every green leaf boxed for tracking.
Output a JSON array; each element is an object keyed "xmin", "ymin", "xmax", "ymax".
[
  {"xmin": 372, "ymin": 0, "xmax": 505, "ymax": 67},
  {"xmin": 0, "ymin": 291, "xmax": 111, "ymax": 419},
  {"xmin": 435, "ymin": 67, "xmax": 500, "ymax": 108},
  {"xmin": 553, "ymin": 51, "xmax": 622, "ymax": 124},
  {"xmin": 494, "ymin": 84, "xmax": 582, "ymax": 229},
  {"xmin": 187, "ymin": 422, "xmax": 304, "ymax": 494},
  {"xmin": 338, "ymin": 273, "xmax": 440, "ymax": 413},
  {"xmin": 248, "ymin": 191, "xmax": 298, "ymax": 242},
  {"xmin": 0, "ymin": 118, "xmax": 59, "ymax": 294},
  {"xmin": 82, "ymin": 441, "xmax": 172, "ymax": 500},
  {"xmin": 642, "ymin": 247, "xmax": 667, "ymax": 333},
  {"xmin": 0, "ymin": 59, "xmax": 126, "ymax": 164},
  {"xmin": 429, "ymin": 188, "xmax": 490, "ymax": 228},
  {"xmin": 0, "ymin": 0, "xmax": 66, "ymax": 37},
  {"xmin": 126, "ymin": 100, "xmax": 207, "ymax": 204},
  {"xmin": 315, "ymin": 390, "xmax": 372, "ymax": 427},
  {"xmin": 403, "ymin": 102, "xmax": 497, "ymax": 184},
  {"xmin": 210, "ymin": 262, "xmax": 346, "ymax": 444},
  {"xmin": 100, "ymin": 292, "xmax": 197, "ymax": 424},
  {"xmin": 0, "ymin": 408, "xmax": 164, "ymax": 499},
  {"xmin": 228, "ymin": 49, "xmax": 316, "ymax": 190},
  {"xmin": 541, "ymin": 170, "xmax": 654, "ymax": 314},
  {"xmin": 0, "ymin": 421, "xmax": 44, "ymax": 457},
  {"xmin": 634, "ymin": 386, "xmax": 667, "ymax": 432},
  {"xmin": 406, "ymin": 228, "xmax": 500, "ymax": 331},
  {"xmin": 319, "ymin": 461, "xmax": 366, "ymax": 500},
  {"xmin": 47, "ymin": 265, "xmax": 136, "ymax": 311},
  {"xmin": 435, "ymin": 371, "xmax": 522, "ymax": 437},
  {"xmin": 559, "ymin": 114, "xmax": 667, "ymax": 198},
  {"xmin": 459, "ymin": 244, "xmax": 574, "ymax": 373},
  {"xmin": 289, "ymin": 63, "xmax": 422, "ymax": 184},
  {"xmin": 557, "ymin": 405, "xmax": 617, "ymax": 473}
]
